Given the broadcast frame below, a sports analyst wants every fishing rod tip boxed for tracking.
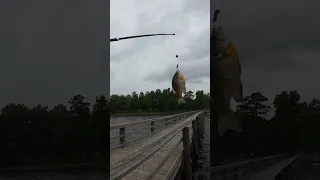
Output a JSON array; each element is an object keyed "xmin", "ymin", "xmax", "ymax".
[{"xmin": 173, "ymin": 33, "xmax": 175, "ymax": 35}]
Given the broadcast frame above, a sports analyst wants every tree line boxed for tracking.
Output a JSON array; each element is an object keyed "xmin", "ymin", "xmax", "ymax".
[
  {"xmin": 219, "ymin": 90, "xmax": 320, "ymax": 158},
  {"xmin": 0, "ymin": 95, "xmax": 109, "ymax": 167},
  {"xmin": 110, "ymin": 88, "xmax": 210, "ymax": 114},
  {"xmin": 0, "ymin": 88, "xmax": 319, "ymax": 167},
  {"xmin": 0, "ymin": 89, "xmax": 210, "ymax": 167}
]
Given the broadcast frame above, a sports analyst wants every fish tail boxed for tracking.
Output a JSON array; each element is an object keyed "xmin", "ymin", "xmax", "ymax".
[
  {"xmin": 217, "ymin": 112, "xmax": 242, "ymax": 136},
  {"xmin": 177, "ymin": 97, "xmax": 186, "ymax": 105}
]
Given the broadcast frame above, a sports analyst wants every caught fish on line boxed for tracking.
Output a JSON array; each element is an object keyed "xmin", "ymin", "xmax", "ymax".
[
  {"xmin": 212, "ymin": 9, "xmax": 243, "ymax": 136},
  {"xmin": 172, "ymin": 63, "xmax": 187, "ymax": 105}
]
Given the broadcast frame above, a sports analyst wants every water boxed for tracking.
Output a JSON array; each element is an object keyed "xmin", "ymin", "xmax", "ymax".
[
  {"xmin": 0, "ymin": 171, "xmax": 107, "ymax": 180},
  {"xmin": 192, "ymin": 115, "xmax": 210, "ymax": 180}
]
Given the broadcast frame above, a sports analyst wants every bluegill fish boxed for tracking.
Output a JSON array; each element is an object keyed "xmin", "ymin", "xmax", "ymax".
[
  {"xmin": 172, "ymin": 70, "xmax": 186, "ymax": 105},
  {"xmin": 212, "ymin": 26, "xmax": 243, "ymax": 136}
]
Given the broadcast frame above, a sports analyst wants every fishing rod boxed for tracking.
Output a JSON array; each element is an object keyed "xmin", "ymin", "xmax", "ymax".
[{"xmin": 110, "ymin": 33, "xmax": 175, "ymax": 42}]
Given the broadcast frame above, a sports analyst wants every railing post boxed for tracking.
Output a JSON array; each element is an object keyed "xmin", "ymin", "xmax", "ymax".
[
  {"xmin": 192, "ymin": 120, "xmax": 199, "ymax": 156},
  {"xmin": 201, "ymin": 113, "xmax": 204, "ymax": 130},
  {"xmin": 151, "ymin": 121, "xmax": 155, "ymax": 133},
  {"xmin": 281, "ymin": 167, "xmax": 289, "ymax": 180},
  {"xmin": 119, "ymin": 127, "xmax": 125, "ymax": 147},
  {"xmin": 196, "ymin": 116, "xmax": 201, "ymax": 136},
  {"xmin": 182, "ymin": 127, "xmax": 192, "ymax": 180},
  {"xmin": 165, "ymin": 118, "xmax": 168, "ymax": 127},
  {"xmin": 288, "ymin": 163, "xmax": 295, "ymax": 180},
  {"xmin": 201, "ymin": 114, "xmax": 204, "ymax": 132},
  {"xmin": 202, "ymin": 113, "xmax": 205, "ymax": 129}
]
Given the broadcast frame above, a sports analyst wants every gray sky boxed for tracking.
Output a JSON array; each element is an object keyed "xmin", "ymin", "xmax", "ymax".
[
  {"xmin": 2, "ymin": 0, "xmax": 319, "ymax": 110},
  {"xmin": 212, "ymin": 0, "xmax": 320, "ymax": 110},
  {"xmin": 0, "ymin": 1, "xmax": 110, "ymax": 107},
  {"xmin": 110, "ymin": 0, "xmax": 210, "ymax": 96}
]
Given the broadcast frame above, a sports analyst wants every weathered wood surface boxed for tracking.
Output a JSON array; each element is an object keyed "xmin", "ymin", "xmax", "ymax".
[
  {"xmin": 209, "ymin": 154, "xmax": 291, "ymax": 180},
  {"xmin": 245, "ymin": 154, "xmax": 299, "ymax": 180},
  {"xmin": 110, "ymin": 111, "xmax": 202, "ymax": 180},
  {"xmin": 110, "ymin": 111, "xmax": 197, "ymax": 149}
]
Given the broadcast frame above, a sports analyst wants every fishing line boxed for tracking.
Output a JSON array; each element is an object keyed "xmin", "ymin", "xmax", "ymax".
[{"xmin": 176, "ymin": 54, "xmax": 179, "ymax": 70}]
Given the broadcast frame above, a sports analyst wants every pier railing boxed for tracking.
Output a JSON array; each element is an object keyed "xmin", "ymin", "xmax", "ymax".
[
  {"xmin": 206, "ymin": 151, "xmax": 304, "ymax": 180},
  {"xmin": 110, "ymin": 111, "xmax": 206, "ymax": 180},
  {"xmin": 110, "ymin": 110, "xmax": 200, "ymax": 149},
  {"xmin": 209, "ymin": 153, "xmax": 290, "ymax": 180},
  {"xmin": 144, "ymin": 111, "xmax": 206, "ymax": 180}
]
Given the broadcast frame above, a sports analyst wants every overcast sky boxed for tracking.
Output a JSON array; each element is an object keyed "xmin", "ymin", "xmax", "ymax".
[
  {"xmin": 212, "ymin": 0, "xmax": 320, "ymax": 110},
  {"xmin": 0, "ymin": 1, "xmax": 109, "ymax": 107},
  {"xmin": 2, "ymin": 0, "xmax": 320, "ymax": 109},
  {"xmin": 110, "ymin": 0, "xmax": 210, "ymax": 96}
]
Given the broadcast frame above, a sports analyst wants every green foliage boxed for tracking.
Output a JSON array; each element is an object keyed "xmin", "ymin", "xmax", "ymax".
[
  {"xmin": 3, "ymin": 87, "xmax": 320, "ymax": 166},
  {"xmin": 0, "ymin": 88, "xmax": 209, "ymax": 167},
  {"xmin": 0, "ymin": 95, "xmax": 109, "ymax": 167},
  {"xmin": 237, "ymin": 92, "xmax": 270, "ymax": 119},
  {"xmin": 109, "ymin": 88, "xmax": 210, "ymax": 114},
  {"xmin": 232, "ymin": 90, "xmax": 320, "ymax": 157}
]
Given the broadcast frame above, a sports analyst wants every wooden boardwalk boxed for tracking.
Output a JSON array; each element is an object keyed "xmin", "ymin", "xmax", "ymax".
[
  {"xmin": 245, "ymin": 155, "xmax": 299, "ymax": 180},
  {"xmin": 110, "ymin": 111, "xmax": 204, "ymax": 180},
  {"xmin": 208, "ymin": 153, "xmax": 303, "ymax": 180}
]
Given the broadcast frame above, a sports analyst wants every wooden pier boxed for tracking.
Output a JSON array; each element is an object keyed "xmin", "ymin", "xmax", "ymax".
[{"xmin": 110, "ymin": 110, "xmax": 206, "ymax": 180}]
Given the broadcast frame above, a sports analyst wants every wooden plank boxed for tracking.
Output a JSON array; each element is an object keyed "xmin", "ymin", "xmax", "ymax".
[
  {"xmin": 124, "ymin": 124, "xmax": 193, "ymax": 180},
  {"xmin": 110, "ymin": 112, "xmax": 200, "ymax": 180},
  {"xmin": 245, "ymin": 155, "xmax": 299, "ymax": 180},
  {"xmin": 153, "ymin": 125, "xmax": 193, "ymax": 180},
  {"xmin": 110, "ymin": 117, "xmax": 195, "ymax": 168},
  {"xmin": 111, "ymin": 111, "xmax": 198, "ymax": 129}
]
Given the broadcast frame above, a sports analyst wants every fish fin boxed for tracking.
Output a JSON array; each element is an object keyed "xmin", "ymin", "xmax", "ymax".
[
  {"xmin": 172, "ymin": 89, "xmax": 176, "ymax": 94},
  {"xmin": 177, "ymin": 97, "xmax": 186, "ymax": 105},
  {"xmin": 179, "ymin": 79, "xmax": 186, "ymax": 94},
  {"xmin": 217, "ymin": 112, "xmax": 242, "ymax": 136},
  {"xmin": 233, "ymin": 81, "xmax": 243, "ymax": 103}
]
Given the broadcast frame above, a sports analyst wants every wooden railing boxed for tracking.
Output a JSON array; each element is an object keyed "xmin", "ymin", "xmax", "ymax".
[
  {"xmin": 205, "ymin": 152, "xmax": 304, "ymax": 180},
  {"xmin": 210, "ymin": 154, "xmax": 290, "ymax": 179},
  {"xmin": 110, "ymin": 110, "xmax": 200, "ymax": 149},
  {"xmin": 148, "ymin": 111, "xmax": 206, "ymax": 180},
  {"xmin": 110, "ymin": 111, "xmax": 206, "ymax": 180}
]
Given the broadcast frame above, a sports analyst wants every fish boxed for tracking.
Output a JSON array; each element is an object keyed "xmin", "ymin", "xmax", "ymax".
[
  {"xmin": 211, "ymin": 25, "xmax": 243, "ymax": 136},
  {"xmin": 172, "ymin": 69, "xmax": 186, "ymax": 105}
]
